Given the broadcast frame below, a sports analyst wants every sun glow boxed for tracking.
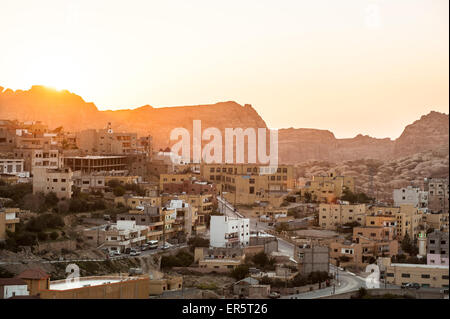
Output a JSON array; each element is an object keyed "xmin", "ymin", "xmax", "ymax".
[{"xmin": 24, "ymin": 55, "xmax": 82, "ymax": 92}]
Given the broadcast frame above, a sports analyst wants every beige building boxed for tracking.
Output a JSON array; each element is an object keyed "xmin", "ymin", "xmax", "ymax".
[
  {"xmin": 302, "ymin": 173, "xmax": 355, "ymax": 203},
  {"xmin": 115, "ymin": 195, "xmax": 162, "ymax": 209},
  {"xmin": 195, "ymin": 247, "xmax": 245, "ymax": 270},
  {"xmin": 385, "ymin": 262, "xmax": 449, "ymax": 288},
  {"xmin": 39, "ymin": 275, "xmax": 150, "ymax": 299},
  {"xmin": 76, "ymin": 123, "xmax": 149, "ymax": 155},
  {"xmin": 423, "ymin": 212, "xmax": 449, "ymax": 232},
  {"xmin": 149, "ymin": 276, "xmax": 183, "ymax": 295},
  {"xmin": 368, "ymin": 205, "xmax": 422, "ymax": 239},
  {"xmin": 32, "ymin": 167, "xmax": 73, "ymax": 199},
  {"xmin": 0, "ymin": 208, "xmax": 20, "ymax": 241},
  {"xmin": 200, "ymin": 163, "xmax": 294, "ymax": 207},
  {"xmin": 319, "ymin": 203, "xmax": 367, "ymax": 230}
]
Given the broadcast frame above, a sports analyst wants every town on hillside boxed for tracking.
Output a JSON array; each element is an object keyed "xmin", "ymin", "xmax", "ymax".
[{"xmin": 0, "ymin": 119, "xmax": 448, "ymax": 299}]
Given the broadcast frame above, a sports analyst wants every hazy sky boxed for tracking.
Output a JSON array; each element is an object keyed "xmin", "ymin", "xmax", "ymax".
[{"xmin": 1, "ymin": 0, "xmax": 448, "ymax": 138}]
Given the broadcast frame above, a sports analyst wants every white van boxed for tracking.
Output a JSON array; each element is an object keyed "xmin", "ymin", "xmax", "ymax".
[{"xmin": 147, "ymin": 240, "xmax": 158, "ymax": 249}]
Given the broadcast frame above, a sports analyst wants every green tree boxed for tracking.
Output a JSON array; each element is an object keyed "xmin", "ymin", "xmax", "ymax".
[
  {"xmin": 50, "ymin": 231, "xmax": 59, "ymax": 241},
  {"xmin": 113, "ymin": 186, "xmax": 126, "ymax": 197},
  {"xmin": 44, "ymin": 192, "xmax": 59, "ymax": 207},
  {"xmin": 230, "ymin": 265, "xmax": 249, "ymax": 281}
]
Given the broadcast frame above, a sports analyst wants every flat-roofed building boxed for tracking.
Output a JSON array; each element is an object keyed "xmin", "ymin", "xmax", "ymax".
[
  {"xmin": 32, "ymin": 167, "xmax": 73, "ymax": 199},
  {"xmin": 0, "ymin": 208, "xmax": 20, "ymax": 240},
  {"xmin": 38, "ymin": 275, "xmax": 150, "ymax": 299},
  {"xmin": 385, "ymin": 262, "xmax": 449, "ymax": 288},
  {"xmin": 63, "ymin": 155, "xmax": 127, "ymax": 173},
  {"xmin": 319, "ymin": 203, "xmax": 367, "ymax": 230}
]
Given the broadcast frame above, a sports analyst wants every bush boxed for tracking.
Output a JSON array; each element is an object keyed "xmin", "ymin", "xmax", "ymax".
[
  {"xmin": 160, "ymin": 251, "xmax": 194, "ymax": 269},
  {"xmin": 188, "ymin": 237, "xmax": 210, "ymax": 252},
  {"xmin": 229, "ymin": 265, "xmax": 249, "ymax": 281},
  {"xmin": 44, "ymin": 192, "xmax": 59, "ymax": 207},
  {"xmin": 37, "ymin": 232, "xmax": 48, "ymax": 241},
  {"xmin": 50, "ymin": 231, "xmax": 59, "ymax": 240},
  {"xmin": 113, "ymin": 186, "xmax": 126, "ymax": 197}
]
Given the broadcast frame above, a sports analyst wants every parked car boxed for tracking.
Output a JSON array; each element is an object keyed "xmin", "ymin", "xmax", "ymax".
[
  {"xmin": 269, "ymin": 292, "xmax": 280, "ymax": 299},
  {"xmin": 440, "ymin": 288, "xmax": 449, "ymax": 294},
  {"xmin": 141, "ymin": 244, "xmax": 149, "ymax": 251},
  {"xmin": 130, "ymin": 249, "xmax": 141, "ymax": 256},
  {"xmin": 401, "ymin": 283, "xmax": 420, "ymax": 289},
  {"xmin": 147, "ymin": 240, "xmax": 158, "ymax": 249}
]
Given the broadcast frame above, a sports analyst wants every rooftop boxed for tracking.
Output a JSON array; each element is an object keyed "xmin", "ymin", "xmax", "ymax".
[
  {"xmin": 48, "ymin": 276, "xmax": 140, "ymax": 291},
  {"xmin": 390, "ymin": 263, "xmax": 449, "ymax": 269}
]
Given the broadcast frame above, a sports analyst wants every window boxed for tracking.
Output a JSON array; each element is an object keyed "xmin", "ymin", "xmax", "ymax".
[
  {"xmin": 386, "ymin": 273, "xmax": 394, "ymax": 277},
  {"xmin": 401, "ymin": 273, "xmax": 410, "ymax": 278},
  {"xmin": 421, "ymin": 274, "xmax": 430, "ymax": 279}
]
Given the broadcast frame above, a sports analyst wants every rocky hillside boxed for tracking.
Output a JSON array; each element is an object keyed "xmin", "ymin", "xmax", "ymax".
[
  {"xmin": 0, "ymin": 85, "xmax": 448, "ymax": 162},
  {"xmin": 295, "ymin": 149, "xmax": 449, "ymax": 203},
  {"xmin": 279, "ymin": 111, "xmax": 448, "ymax": 163}
]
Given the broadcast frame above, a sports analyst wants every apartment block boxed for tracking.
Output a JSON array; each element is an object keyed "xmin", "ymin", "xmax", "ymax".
[
  {"xmin": 32, "ymin": 167, "xmax": 73, "ymax": 199},
  {"xmin": 293, "ymin": 244, "xmax": 329, "ymax": 275},
  {"xmin": 427, "ymin": 230, "xmax": 449, "ymax": 256},
  {"xmin": 63, "ymin": 155, "xmax": 127, "ymax": 173},
  {"xmin": 385, "ymin": 262, "xmax": 449, "ymax": 288},
  {"xmin": 303, "ymin": 172, "xmax": 355, "ymax": 203},
  {"xmin": 427, "ymin": 178, "xmax": 449, "ymax": 214},
  {"xmin": 393, "ymin": 186, "xmax": 428, "ymax": 209},
  {"xmin": 0, "ymin": 208, "xmax": 20, "ymax": 241},
  {"xmin": 423, "ymin": 212, "xmax": 449, "ymax": 232},
  {"xmin": 210, "ymin": 215, "xmax": 250, "ymax": 248},
  {"xmin": 195, "ymin": 247, "xmax": 245, "ymax": 270},
  {"xmin": 319, "ymin": 203, "xmax": 367, "ymax": 230}
]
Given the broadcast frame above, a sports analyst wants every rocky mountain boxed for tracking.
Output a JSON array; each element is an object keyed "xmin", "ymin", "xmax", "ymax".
[
  {"xmin": 0, "ymin": 85, "xmax": 448, "ymax": 163},
  {"xmin": 295, "ymin": 149, "xmax": 449, "ymax": 203}
]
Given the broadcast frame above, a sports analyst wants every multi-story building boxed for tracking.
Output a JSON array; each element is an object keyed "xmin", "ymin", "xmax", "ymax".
[
  {"xmin": 30, "ymin": 149, "xmax": 63, "ymax": 175},
  {"xmin": 293, "ymin": 243, "xmax": 329, "ymax": 275},
  {"xmin": 32, "ymin": 167, "xmax": 73, "ymax": 199},
  {"xmin": 353, "ymin": 225, "xmax": 396, "ymax": 243},
  {"xmin": 302, "ymin": 173, "xmax": 355, "ymax": 203},
  {"xmin": 162, "ymin": 193, "xmax": 214, "ymax": 216},
  {"xmin": 161, "ymin": 178, "xmax": 217, "ymax": 197},
  {"xmin": 427, "ymin": 254, "xmax": 449, "ymax": 266},
  {"xmin": 84, "ymin": 220, "xmax": 148, "ymax": 253},
  {"xmin": 423, "ymin": 212, "xmax": 449, "ymax": 232},
  {"xmin": 72, "ymin": 171, "xmax": 139, "ymax": 193},
  {"xmin": 0, "ymin": 278, "xmax": 29, "ymax": 299},
  {"xmin": 210, "ymin": 215, "xmax": 250, "ymax": 248},
  {"xmin": 76, "ymin": 123, "xmax": 151, "ymax": 156},
  {"xmin": 426, "ymin": 178, "xmax": 449, "ymax": 214},
  {"xmin": 0, "ymin": 208, "xmax": 20, "ymax": 241},
  {"xmin": 385, "ymin": 262, "xmax": 449, "ymax": 288},
  {"xmin": 330, "ymin": 239, "xmax": 399, "ymax": 267},
  {"xmin": 319, "ymin": 203, "xmax": 367, "ymax": 230},
  {"xmin": 0, "ymin": 158, "xmax": 27, "ymax": 177},
  {"xmin": 427, "ymin": 230, "xmax": 449, "ymax": 257},
  {"xmin": 63, "ymin": 155, "xmax": 127, "ymax": 173},
  {"xmin": 115, "ymin": 195, "xmax": 162, "ymax": 209},
  {"xmin": 159, "ymin": 173, "xmax": 194, "ymax": 191},
  {"xmin": 367, "ymin": 205, "xmax": 422, "ymax": 239},
  {"xmin": 194, "ymin": 247, "xmax": 245, "ymax": 270},
  {"xmin": 200, "ymin": 163, "xmax": 294, "ymax": 206},
  {"xmin": 393, "ymin": 186, "xmax": 428, "ymax": 209}
]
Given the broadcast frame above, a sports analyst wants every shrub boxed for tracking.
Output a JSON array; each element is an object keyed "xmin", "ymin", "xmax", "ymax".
[
  {"xmin": 229, "ymin": 265, "xmax": 249, "ymax": 281},
  {"xmin": 50, "ymin": 231, "xmax": 59, "ymax": 240},
  {"xmin": 37, "ymin": 232, "xmax": 48, "ymax": 241}
]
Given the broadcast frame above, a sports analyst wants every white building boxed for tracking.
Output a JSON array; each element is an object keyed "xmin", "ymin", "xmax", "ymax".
[
  {"xmin": 210, "ymin": 215, "xmax": 250, "ymax": 248},
  {"xmin": 393, "ymin": 186, "xmax": 428, "ymax": 209},
  {"xmin": 0, "ymin": 278, "xmax": 29, "ymax": 299},
  {"xmin": 0, "ymin": 158, "xmax": 29, "ymax": 177}
]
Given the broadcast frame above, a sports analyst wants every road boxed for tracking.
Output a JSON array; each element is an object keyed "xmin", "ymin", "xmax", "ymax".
[{"xmin": 217, "ymin": 196, "xmax": 295, "ymax": 258}]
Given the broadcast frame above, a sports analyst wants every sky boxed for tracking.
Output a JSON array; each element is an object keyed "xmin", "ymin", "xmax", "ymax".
[{"xmin": 0, "ymin": 0, "xmax": 448, "ymax": 139}]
